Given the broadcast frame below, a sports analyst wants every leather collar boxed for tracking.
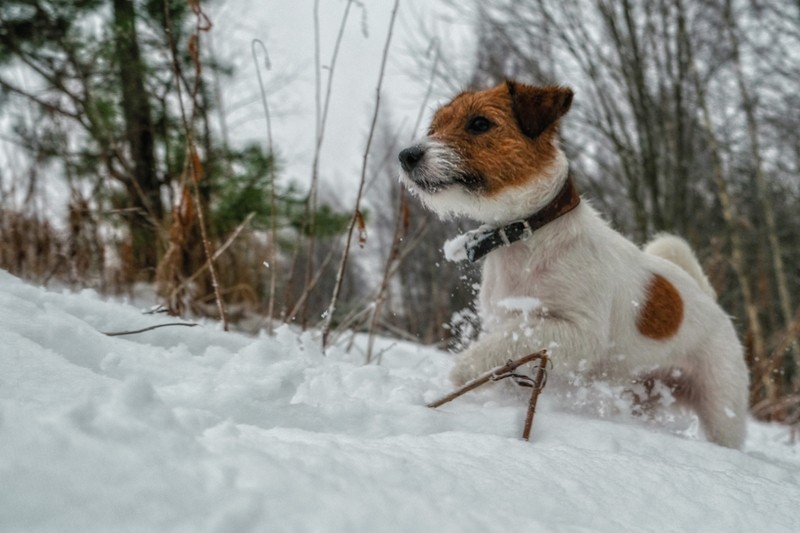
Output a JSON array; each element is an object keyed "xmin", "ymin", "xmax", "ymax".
[{"xmin": 460, "ymin": 176, "xmax": 581, "ymax": 262}]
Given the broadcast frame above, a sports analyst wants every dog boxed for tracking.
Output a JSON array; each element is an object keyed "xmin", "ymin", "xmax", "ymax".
[{"xmin": 398, "ymin": 81, "xmax": 749, "ymax": 448}]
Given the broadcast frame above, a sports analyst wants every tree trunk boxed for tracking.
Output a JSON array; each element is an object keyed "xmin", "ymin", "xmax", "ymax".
[
  {"xmin": 723, "ymin": 0, "xmax": 798, "ymax": 387},
  {"xmin": 112, "ymin": 0, "xmax": 163, "ymax": 279},
  {"xmin": 678, "ymin": 0, "xmax": 768, "ymax": 403}
]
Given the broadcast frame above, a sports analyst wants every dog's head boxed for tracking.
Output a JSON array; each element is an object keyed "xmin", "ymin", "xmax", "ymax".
[{"xmin": 399, "ymin": 81, "xmax": 573, "ymax": 223}]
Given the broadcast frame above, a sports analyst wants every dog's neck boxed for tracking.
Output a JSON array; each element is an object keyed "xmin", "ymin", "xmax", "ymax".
[{"xmin": 455, "ymin": 176, "xmax": 581, "ymax": 262}]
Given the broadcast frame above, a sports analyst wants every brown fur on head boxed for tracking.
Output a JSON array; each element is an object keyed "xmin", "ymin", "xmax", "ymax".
[
  {"xmin": 425, "ymin": 81, "xmax": 573, "ymax": 197},
  {"xmin": 398, "ymin": 81, "xmax": 574, "ymax": 223}
]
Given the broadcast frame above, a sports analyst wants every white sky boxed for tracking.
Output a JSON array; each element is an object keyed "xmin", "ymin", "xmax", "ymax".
[
  {"xmin": 0, "ymin": 0, "xmax": 474, "ymax": 215},
  {"xmin": 206, "ymin": 0, "xmax": 473, "ymax": 204}
]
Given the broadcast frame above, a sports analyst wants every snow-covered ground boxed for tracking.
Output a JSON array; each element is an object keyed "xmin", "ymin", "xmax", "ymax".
[{"xmin": 1, "ymin": 270, "xmax": 798, "ymax": 533}]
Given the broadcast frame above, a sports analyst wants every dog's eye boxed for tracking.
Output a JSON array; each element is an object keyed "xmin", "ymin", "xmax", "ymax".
[{"xmin": 467, "ymin": 116, "xmax": 493, "ymax": 134}]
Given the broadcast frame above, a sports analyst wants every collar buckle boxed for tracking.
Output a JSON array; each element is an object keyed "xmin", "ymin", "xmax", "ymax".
[
  {"xmin": 497, "ymin": 227, "xmax": 511, "ymax": 246},
  {"xmin": 520, "ymin": 220, "xmax": 534, "ymax": 240}
]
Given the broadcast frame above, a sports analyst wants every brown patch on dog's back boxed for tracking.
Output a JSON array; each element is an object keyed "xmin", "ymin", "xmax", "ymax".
[{"xmin": 637, "ymin": 274, "xmax": 684, "ymax": 340}]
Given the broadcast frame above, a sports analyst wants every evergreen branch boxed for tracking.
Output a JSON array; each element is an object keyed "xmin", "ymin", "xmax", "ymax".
[{"xmin": 0, "ymin": 77, "xmax": 81, "ymax": 120}]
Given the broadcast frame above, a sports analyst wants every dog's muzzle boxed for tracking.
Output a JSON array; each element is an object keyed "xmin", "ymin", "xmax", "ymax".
[
  {"xmin": 399, "ymin": 145, "xmax": 425, "ymax": 172},
  {"xmin": 398, "ymin": 144, "xmax": 442, "ymax": 193},
  {"xmin": 398, "ymin": 140, "xmax": 482, "ymax": 194}
]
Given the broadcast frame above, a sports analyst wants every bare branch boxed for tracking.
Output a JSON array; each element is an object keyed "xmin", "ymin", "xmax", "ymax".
[
  {"xmin": 168, "ymin": 212, "xmax": 256, "ymax": 305},
  {"xmin": 163, "ymin": 0, "xmax": 228, "ymax": 330},
  {"xmin": 103, "ymin": 322, "xmax": 198, "ymax": 337},
  {"xmin": 0, "ymin": 77, "xmax": 82, "ymax": 121},
  {"xmin": 299, "ymin": 0, "xmax": 355, "ymax": 328},
  {"xmin": 427, "ymin": 350, "xmax": 548, "ymax": 408},
  {"xmin": 427, "ymin": 350, "xmax": 550, "ymax": 441},
  {"xmin": 251, "ymin": 39, "xmax": 279, "ymax": 334},
  {"xmin": 322, "ymin": 0, "xmax": 401, "ymax": 351}
]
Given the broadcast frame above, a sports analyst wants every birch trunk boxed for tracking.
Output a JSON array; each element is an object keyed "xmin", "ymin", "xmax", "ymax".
[
  {"xmin": 723, "ymin": 0, "xmax": 798, "ymax": 389},
  {"xmin": 676, "ymin": 0, "xmax": 769, "ymax": 402}
]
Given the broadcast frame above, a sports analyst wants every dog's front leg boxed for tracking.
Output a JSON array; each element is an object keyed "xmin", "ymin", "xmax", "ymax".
[{"xmin": 450, "ymin": 318, "xmax": 602, "ymax": 386}]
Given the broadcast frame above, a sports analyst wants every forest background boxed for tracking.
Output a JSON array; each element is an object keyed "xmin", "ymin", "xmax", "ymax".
[{"xmin": 0, "ymin": 0, "xmax": 798, "ymax": 430}]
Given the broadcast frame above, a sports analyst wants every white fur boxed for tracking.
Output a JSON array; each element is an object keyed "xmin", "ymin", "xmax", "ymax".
[
  {"xmin": 401, "ymin": 139, "xmax": 569, "ymax": 224},
  {"xmin": 405, "ymin": 138, "xmax": 750, "ymax": 449},
  {"xmin": 644, "ymin": 233, "xmax": 717, "ymax": 299}
]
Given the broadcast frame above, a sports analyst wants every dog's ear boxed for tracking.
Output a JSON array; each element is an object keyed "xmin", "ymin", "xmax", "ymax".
[{"xmin": 506, "ymin": 81, "xmax": 573, "ymax": 139}]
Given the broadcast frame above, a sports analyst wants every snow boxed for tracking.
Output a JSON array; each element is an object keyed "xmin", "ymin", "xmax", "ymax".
[
  {"xmin": 499, "ymin": 296, "xmax": 543, "ymax": 315},
  {"xmin": 1, "ymin": 270, "xmax": 799, "ymax": 533},
  {"xmin": 443, "ymin": 226, "xmax": 494, "ymax": 262},
  {"xmin": 443, "ymin": 232, "xmax": 472, "ymax": 262}
]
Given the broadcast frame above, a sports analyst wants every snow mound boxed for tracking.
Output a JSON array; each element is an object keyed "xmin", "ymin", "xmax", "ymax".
[{"xmin": 0, "ymin": 270, "xmax": 798, "ymax": 533}]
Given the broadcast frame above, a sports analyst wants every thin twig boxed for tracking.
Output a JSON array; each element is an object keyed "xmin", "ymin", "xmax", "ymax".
[
  {"xmin": 103, "ymin": 322, "xmax": 198, "ymax": 337},
  {"xmin": 411, "ymin": 39, "xmax": 441, "ymax": 138},
  {"xmin": 427, "ymin": 350, "xmax": 549, "ymax": 408},
  {"xmin": 751, "ymin": 393, "xmax": 800, "ymax": 419},
  {"xmin": 364, "ymin": 40, "xmax": 439, "ymax": 362},
  {"xmin": 328, "ymin": 301, "xmax": 376, "ymax": 341},
  {"xmin": 251, "ymin": 39, "xmax": 278, "ymax": 335},
  {"xmin": 378, "ymin": 316, "xmax": 424, "ymax": 343},
  {"xmin": 322, "ymin": 0, "xmax": 401, "ymax": 351},
  {"xmin": 164, "ymin": 0, "xmax": 228, "ymax": 330},
  {"xmin": 284, "ymin": 240, "xmax": 339, "ymax": 324},
  {"xmin": 428, "ymin": 351, "xmax": 550, "ymax": 441},
  {"xmin": 168, "ymin": 212, "xmax": 256, "ymax": 305},
  {"xmin": 364, "ymin": 212, "xmax": 429, "ymax": 362},
  {"xmin": 326, "ymin": 218, "xmax": 430, "ymax": 351},
  {"xmin": 522, "ymin": 356, "xmax": 549, "ymax": 441},
  {"xmin": 764, "ymin": 305, "xmax": 800, "ymax": 382},
  {"xmin": 300, "ymin": 0, "xmax": 354, "ymax": 328}
]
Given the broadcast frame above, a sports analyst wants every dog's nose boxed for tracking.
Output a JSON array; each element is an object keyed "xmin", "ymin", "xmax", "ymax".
[{"xmin": 399, "ymin": 145, "xmax": 425, "ymax": 172}]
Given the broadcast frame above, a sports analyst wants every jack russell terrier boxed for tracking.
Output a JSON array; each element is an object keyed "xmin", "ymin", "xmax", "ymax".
[{"xmin": 399, "ymin": 81, "xmax": 749, "ymax": 448}]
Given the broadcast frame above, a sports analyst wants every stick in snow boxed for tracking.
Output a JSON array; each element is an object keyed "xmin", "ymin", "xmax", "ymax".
[
  {"xmin": 103, "ymin": 322, "xmax": 198, "ymax": 337},
  {"xmin": 427, "ymin": 350, "xmax": 550, "ymax": 441}
]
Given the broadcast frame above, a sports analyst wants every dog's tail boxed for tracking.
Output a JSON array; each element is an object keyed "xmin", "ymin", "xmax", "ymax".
[{"xmin": 643, "ymin": 233, "xmax": 716, "ymax": 299}]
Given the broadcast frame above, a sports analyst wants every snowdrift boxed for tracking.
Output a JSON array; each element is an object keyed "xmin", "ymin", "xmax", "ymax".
[{"xmin": 0, "ymin": 270, "xmax": 798, "ymax": 532}]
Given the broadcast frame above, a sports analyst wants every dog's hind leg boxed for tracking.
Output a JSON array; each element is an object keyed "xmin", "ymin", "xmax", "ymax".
[{"xmin": 681, "ymin": 335, "xmax": 749, "ymax": 449}]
